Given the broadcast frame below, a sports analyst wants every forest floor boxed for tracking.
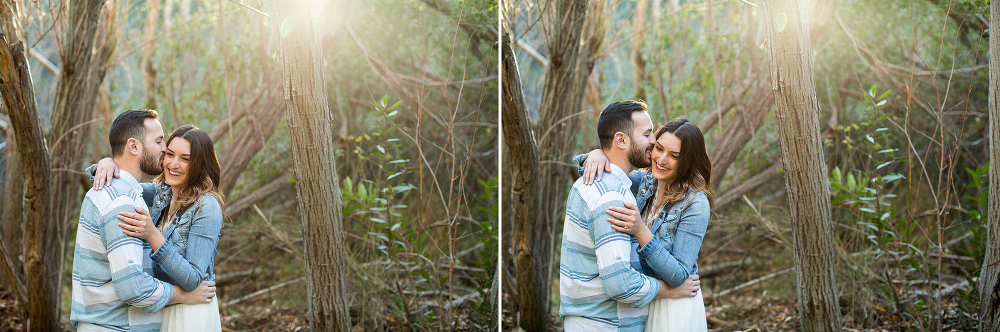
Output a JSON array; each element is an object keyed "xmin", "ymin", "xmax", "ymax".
[
  {"xmin": 500, "ymin": 188, "xmax": 981, "ymax": 332},
  {"xmin": 0, "ymin": 198, "xmax": 490, "ymax": 331}
]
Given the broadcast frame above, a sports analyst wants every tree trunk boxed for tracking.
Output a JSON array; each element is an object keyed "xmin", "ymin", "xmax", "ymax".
[
  {"xmin": 761, "ymin": 1, "xmax": 842, "ymax": 331},
  {"xmin": 631, "ymin": 0, "xmax": 648, "ymax": 101},
  {"xmin": 980, "ymin": 0, "xmax": 1000, "ymax": 329},
  {"xmin": 534, "ymin": 0, "xmax": 604, "ymax": 319},
  {"xmin": 710, "ymin": 72, "xmax": 772, "ymax": 190},
  {"xmin": 142, "ymin": 0, "xmax": 159, "ymax": 109},
  {"xmin": 0, "ymin": 1, "xmax": 57, "ymax": 329},
  {"xmin": 501, "ymin": 28, "xmax": 546, "ymax": 331},
  {"xmin": 218, "ymin": 85, "xmax": 285, "ymax": 196},
  {"xmin": 276, "ymin": 0, "xmax": 351, "ymax": 330},
  {"xmin": 1, "ymin": 102, "xmax": 22, "ymax": 287},
  {"xmin": 47, "ymin": 2, "xmax": 115, "ymax": 320}
]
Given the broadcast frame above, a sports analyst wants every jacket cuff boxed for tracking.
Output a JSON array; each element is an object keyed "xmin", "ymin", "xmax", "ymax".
[
  {"xmin": 86, "ymin": 164, "xmax": 98, "ymax": 183},
  {"xmin": 636, "ymin": 235, "xmax": 661, "ymax": 259},
  {"xmin": 150, "ymin": 240, "xmax": 176, "ymax": 264},
  {"xmin": 573, "ymin": 154, "xmax": 588, "ymax": 176}
]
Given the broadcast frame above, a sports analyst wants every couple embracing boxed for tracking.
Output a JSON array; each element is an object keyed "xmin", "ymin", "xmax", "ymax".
[
  {"xmin": 71, "ymin": 109, "xmax": 225, "ymax": 331},
  {"xmin": 560, "ymin": 100, "xmax": 714, "ymax": 331}
]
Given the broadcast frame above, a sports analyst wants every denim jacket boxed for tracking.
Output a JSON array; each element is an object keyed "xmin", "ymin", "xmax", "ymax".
[
  {"xmin": 88, "ymin": 165, "xmax": 223, "ymax": 292},
  {"xmin": 574, "ymin": 155, "xmax": 711, "ymax": 288}
]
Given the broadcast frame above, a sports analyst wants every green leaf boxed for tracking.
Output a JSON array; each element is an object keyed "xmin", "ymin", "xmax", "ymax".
[
  {"xmin": 370, "ymin": 217, "xmax": 387, "ymax": 223},
  {"xmin": 832, "ymin": 167, "xmax": 842, "ymax": 183},
  {"xmin": 394, "ymin": 184, "xmax": 416, "ymax": 192},
  {"xmin": 880, "ymin": 212, "xmax": 890, "ymax": 221},
  {"xmin": 388, "ymin": 100, "xmax": 403, "ymax": 111},
  {"xmin": 882, "ymin": 174, "xmax": 905, "ymax": 183},
  {"xmin": 877, "ymin": 161, "xmax": 892, "ymax": 170},
  {"xmin": 343, "ymin": 177, "xmax": 353, "ymax": 192},
  {"xmin": 869, "ymin": 84, "xmax": 877, "ymax": 97},
  {"xmin": 877, "ymin": 90, "xmax": 892, "ymax": 100},
  {"xmin": 859, "ymin": 207, "xmax": 876, "ymax": 213},
  {"xmin": 368, "ymin": 231, "xmax": 389, "ymax": 241}
]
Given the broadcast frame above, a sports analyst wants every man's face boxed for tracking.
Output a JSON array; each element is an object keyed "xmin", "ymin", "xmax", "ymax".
[
  {"xmin": 138, "ymin": 118, "xmax": 165, "ymax": 175},
  {"xmin": 626, "ymin": 111, "xmax": 654, "ymax": 168}
]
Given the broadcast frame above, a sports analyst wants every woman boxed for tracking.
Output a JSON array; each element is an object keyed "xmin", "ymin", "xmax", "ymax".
[
  {"xmin": 580, "ymin": 117, "xmax": 714, "ymax": 331},
  {"xmin": 93, "ymin": 124, "xmax": 225, "ymax": 331}
]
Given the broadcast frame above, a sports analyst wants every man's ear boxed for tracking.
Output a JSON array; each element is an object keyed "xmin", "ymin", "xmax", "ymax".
[
  {"xmin": 126, "ymin": 138, "xmax": 141, "ymax": 156},
  {"xmin": 614, "ymin": 132, "xmax": 629, "ymax": 150}
]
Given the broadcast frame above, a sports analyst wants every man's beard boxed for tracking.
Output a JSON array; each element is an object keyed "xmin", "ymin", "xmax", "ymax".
[
  {"xmin": 139, "ymin": 149, "xmax": 163, "ymax": 175},
  {"xmin": 627, "ymin": 140, "xmax": 651, "ymax": 168}
]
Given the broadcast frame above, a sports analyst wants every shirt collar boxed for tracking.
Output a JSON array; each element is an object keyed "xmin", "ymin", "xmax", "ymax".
[
  {"xmin": 607, "ymin": 163, "xmax": 630, "ymax": 183},
  {"xmin": 117, "ymin": 169, "xmax": 144, "ymax": 194}
]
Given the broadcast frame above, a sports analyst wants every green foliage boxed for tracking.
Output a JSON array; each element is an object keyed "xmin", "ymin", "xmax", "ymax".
[
  {"xmin": 952, "ymin": 162, "xmax": 988, "ymax": 315},
  {"xmin": 467, "ymin": 176, "xmax": 498, "ymax": 327},
  {"xmin": 338, "ymin": 96, "xmax": 496, "ymax": 330},
  {"xmin": 830, "ymin": 88, "xmax": 933, "ymax": 327}
]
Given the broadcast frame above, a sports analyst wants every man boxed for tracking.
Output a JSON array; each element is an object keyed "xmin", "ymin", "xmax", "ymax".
[
  {"xmin": 559, "ymin": 101, "xmax": 699, "ymax": 331},
  {"xmin": 71, "ymin": 109, "xmax": 215, "ymax": 332}
]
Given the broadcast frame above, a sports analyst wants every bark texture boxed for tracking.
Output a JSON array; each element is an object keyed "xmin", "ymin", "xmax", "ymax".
[
  {"xmin": 533, "ymin": 0, "xmax": 604, "ymax": 319},
  {"xmin": 46, "ymin": 3, "xmax": 115, "ymax": 323},
  {"xmin": 276, "ymin": 0, "xmax": 351, "ymax": 330},
  {"xmin": 980, "ymin": 0, "xmax": 1000, "ymax": 329},
  {"xmin": 218, "ymin": 84, "xmax": 285, "ymax": 196},
  {"xmin": 631, "ymin": 0, "xmax": 648, "ymax": 101},
  {"xmin": 709, "ymin": 72, "xmax": 773, "ymax": 191},
  {"xmin": 142, "ymin": 0, "xmax": 159, "ymax": 109},
  {"xmin": 0, "ymin": 1, "xmax": 56, "ymax": 328},
  {"xmin": 1, "ymin": 122, "xmax": 22, "ymax": 286},
  {"xmin": 501, "ymin": 29, "xmax": 545, "ymax": 331},
  {"xmin": 761, "ymin": 1, "xmax": 842, "ymax": 331}
]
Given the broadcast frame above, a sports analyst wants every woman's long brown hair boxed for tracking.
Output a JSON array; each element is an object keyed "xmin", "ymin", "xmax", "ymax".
[
  {"xmin": 649, "ymin": 117, "xmax": 715, "ymax": 215},
  {"xmin": 154, "ymin": 124, "xmax": 227, "ymax": 219}
]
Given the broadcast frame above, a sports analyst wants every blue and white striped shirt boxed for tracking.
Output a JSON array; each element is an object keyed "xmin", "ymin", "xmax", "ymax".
[
  {"xmin": 71, "ymin": 170, "xmax": 171, "ymax": 332},
  {"xmin": 559, "ymin": 164, "xmax": 659, "ymax": 332}
]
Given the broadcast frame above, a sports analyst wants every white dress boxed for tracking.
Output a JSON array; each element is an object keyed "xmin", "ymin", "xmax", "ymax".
[
  {"xmin": 645, "ymin": 289, "xmax": 707, "ymax": 332},
  {"xmin": 642, "ymin": 203, "xmax": 707, "ymax": 332},
  {"xmin": 160, "ymin": 295, "xmax": 222, "ymax": 332},
  {"xmin": 157, "ymin": 211, "xmax": 223, "ymax": 332}
]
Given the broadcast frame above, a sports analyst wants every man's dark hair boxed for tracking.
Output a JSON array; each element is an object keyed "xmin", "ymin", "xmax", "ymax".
[
  {"xmin": 109, "ymin": 109, "xmax": 159, "ymax": 157},
  {"xmin": 597, "ymin": 100, "xmax": 648, "ymax": 150}
]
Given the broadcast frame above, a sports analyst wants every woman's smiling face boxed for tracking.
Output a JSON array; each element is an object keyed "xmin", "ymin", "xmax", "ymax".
[
  {"xmin": 650, "ymin": 131, "xmax": 682, "ymax": 182},
  {"xmin": 162, "ymin": 137, "xmax": 191, "ymax": 187}
]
